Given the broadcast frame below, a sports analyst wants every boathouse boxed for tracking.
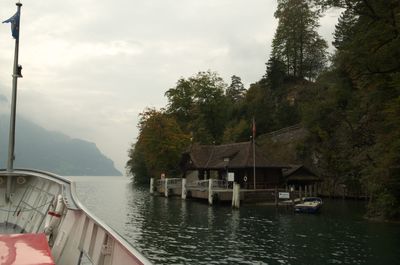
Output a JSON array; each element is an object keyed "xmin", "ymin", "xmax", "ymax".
[
  {"xmin": 180, "ymin": 141, "xmax": 287, "ymax": 189},
  {"xmin": 283, "ymin": 165, "xmax": 321, "ymax": 187}
]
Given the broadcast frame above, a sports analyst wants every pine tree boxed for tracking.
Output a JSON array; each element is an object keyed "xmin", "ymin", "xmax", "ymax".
[
  {"xmin": 226, "ymin": 75, "xmax": 246, "ymax": 102},
  {"xmin": 272, "ymin": 0, "xmax": 328, "ymax": 80},
  {"xmin": 265, "ymin": 56, "xmax": 287, "ymax": 89}
]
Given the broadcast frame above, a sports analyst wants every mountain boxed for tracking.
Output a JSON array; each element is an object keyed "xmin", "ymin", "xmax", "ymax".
[{"xmin": 0, "ymin": 114, "xmax": 122, "ymax": 176}]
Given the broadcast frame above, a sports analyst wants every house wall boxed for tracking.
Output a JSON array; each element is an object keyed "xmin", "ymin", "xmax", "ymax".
[
  {"xmin": 185, "ymin": 170, "xmax": 199, "ymax": 183},
  {"xmin": 228, "ymin": 168, "xmax": 283, "ymax": 189},
  {"xmin": 185, "ymin": 169, "xmax": 221, "ymax": 183},
  {"xmin": 184, "ymin": 167, "xmax": 284, "ymax": 190}
]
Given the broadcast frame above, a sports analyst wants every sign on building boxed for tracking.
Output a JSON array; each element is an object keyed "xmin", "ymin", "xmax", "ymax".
[
  {"xmin": 228, "ymin": 172, "xmax": 235, "ymax": 182},
  {"xmin": 278, "ymin": 192, "xmax": 290, "ymax": 199}
]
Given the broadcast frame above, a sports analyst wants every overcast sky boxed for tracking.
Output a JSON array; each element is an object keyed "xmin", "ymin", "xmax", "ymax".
[{"xmin": 0, "ymin": 0, "xmax": 340, "ymax": 174}]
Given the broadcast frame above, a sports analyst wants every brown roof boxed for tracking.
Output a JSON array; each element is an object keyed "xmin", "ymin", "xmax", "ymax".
[
  {"xmin": 283, "ymin": 165, "xmax": 321, "ymax": 182},
  {"xmin": 184, "ymin": 141, "xmax": 285, "ymax": 170}
]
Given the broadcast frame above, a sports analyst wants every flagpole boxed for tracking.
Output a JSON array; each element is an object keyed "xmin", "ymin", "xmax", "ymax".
[
  {"xmin": 6, "ymin": 2, "xmax": 22, "ymax": 201},
  {"xmin": 252, "ymin": 117, "xmax": 256, "ymax": 190}
]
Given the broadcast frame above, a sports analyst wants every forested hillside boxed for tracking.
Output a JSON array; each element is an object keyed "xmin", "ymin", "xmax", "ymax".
[
  {"xmin": 127, "ymin": 0, "xmax": 400, "ymax": 220},
  {"xmin": 0, "ymin": 114, "xmax": 122, "ymax": 176}
]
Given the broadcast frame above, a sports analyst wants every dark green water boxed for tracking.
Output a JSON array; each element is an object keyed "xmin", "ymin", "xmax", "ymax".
[{"xmin": 74, "ymin": 177, "xmax": 400, "ymax": 265}]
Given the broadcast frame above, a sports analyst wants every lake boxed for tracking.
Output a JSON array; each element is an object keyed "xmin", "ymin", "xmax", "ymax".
[{"xmin": 72, "ymin": 176, "xmax": 400, "ymax": 265}]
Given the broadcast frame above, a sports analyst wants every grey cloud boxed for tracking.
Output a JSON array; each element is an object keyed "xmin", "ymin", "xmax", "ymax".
[
  {"xmin": 0, "ymin": 94, "xmax": 7, "ymax": 103},
  {"xmin": 0, "ymin": 0, "xmax": 339, "ymax": 173}
]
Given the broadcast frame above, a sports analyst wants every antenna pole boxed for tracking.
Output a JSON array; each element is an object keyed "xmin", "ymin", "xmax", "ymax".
[{"xmin": 7, "ymin": 2, "xmax": 22, "ymax": 171}]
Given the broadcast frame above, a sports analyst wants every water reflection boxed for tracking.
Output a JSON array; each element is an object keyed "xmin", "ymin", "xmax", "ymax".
[
  {"xmin": 230, "ymin": 209, "xmax": 240, "ymax": 235},
  {"xmin": 73, "ymin": 177, "xmax": 400, "ymax": 265}
]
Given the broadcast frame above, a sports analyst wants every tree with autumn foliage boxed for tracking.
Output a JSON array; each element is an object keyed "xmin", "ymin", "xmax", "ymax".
[{"xmin": 126, "ymin": 108, "xmax": 190, "ymax": 184}]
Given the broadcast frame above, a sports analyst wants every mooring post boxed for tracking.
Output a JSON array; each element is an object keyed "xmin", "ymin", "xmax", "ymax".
[
  {"xmin": 208, "ymin": 179, "xmax": 213, "ymax": 205},
  {"xmin": 305, "ymin": 185, "xmax": 308, "ymax": 198},
  {"xmin": 164, "ymin": 178, "xmax": 168, "ymax": 197},
  {"xmin": 232, "ymin": 182, "xmax": 240, "ymax": 209},
  {"xmin": 236, "ymin": 182, "xmax": 240, "ymax": 208},
  {"xmin": 274, "ymin": 186, "xmax": 278, "ymax": 206},
  {"xmin": 290, "ymin": 186, "xmax": 295, "ymax": 206},
  {"xmin": 150, "ymin": 178, "xmax": 154, "ymax": 194},
  {"xmin": 182, "ymin": 178, "xmax": 187, "ymax": 199}
]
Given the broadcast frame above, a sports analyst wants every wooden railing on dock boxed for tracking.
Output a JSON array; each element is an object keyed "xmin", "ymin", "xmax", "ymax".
[
  {"xmin": 155, "ymin": 178, "xmax": 182, "ymax": 197},
  {"xmin": 156, "ymin": 178, "xmax": 182, "ymax": 188},
  {"xmin": 186, "ymin": 179, "xmax": 231, "ymax": 191}
]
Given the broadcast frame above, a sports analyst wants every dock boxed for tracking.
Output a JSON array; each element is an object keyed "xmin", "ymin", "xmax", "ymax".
[{"xmin": 151, "ymin": 178, "xmax": 319, "ymax": 208}]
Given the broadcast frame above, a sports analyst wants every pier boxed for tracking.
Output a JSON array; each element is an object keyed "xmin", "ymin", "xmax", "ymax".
[
  {"xmin": 151, "ymin": 177, "xmax": 319, "ymax": 208},
  {"xmin": 149, "ymin": 141, "xmax": 321, "ymax": 208}
]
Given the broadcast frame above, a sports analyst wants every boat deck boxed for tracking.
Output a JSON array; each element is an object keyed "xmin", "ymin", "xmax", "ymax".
[
  {"xmin": 0, "ymin": 233, "xmax": 55, "ymax": 265},
  {"xmin": 1, "ymin": 170, "xmax": 153, "ymax": 265}
]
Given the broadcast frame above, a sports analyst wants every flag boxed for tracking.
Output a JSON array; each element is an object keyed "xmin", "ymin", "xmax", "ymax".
[{"xmin": 3, "ymin": 10, "xmax": 20, "ymax": 39}]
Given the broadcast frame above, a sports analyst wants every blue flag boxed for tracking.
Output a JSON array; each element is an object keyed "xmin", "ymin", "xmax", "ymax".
[{"xmin": 3, "ymin": 10, "xmax": 20, "ymax": 39}]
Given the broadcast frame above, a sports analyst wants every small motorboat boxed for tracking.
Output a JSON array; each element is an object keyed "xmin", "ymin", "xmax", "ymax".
[{"xmin": 294, "ymin": 197, "xmax": 323, "ymax": 214}]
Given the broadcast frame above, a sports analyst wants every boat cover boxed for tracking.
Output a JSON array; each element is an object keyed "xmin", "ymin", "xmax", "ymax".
[{"xmin": 0, "ymin": 233, "xmax": 55, "ymax": 265}]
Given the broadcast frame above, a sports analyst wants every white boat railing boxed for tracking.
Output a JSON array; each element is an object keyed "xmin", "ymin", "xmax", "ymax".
[
  {"xmin": 69, "ymin": 180, "xmax": 153, "ymax": 265},
  {"xmin": 0, "ymin": 169, "xmax": 153, "ymax": 265}
]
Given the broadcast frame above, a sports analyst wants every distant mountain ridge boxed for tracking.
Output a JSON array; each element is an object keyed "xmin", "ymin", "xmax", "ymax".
[{"xmin": 0, "ymin": 114, "xmax": 122, "ymax": 176}]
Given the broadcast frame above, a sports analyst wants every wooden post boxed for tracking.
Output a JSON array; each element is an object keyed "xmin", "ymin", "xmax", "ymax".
[
  {"xmin": 150, "ymin": 178, "xmax": 154, "ymax": 194},
  {"xmin": 181, "ymin": 178, "xmax": 187, "ymax": 199},
  {"xmin": 208, "ymin": 179, "xmax": 213, "ymax": 205},
  {"xmin": 274, "ymin": 186, "xmax": 278, "ymax": 206},
  {"xmin": 232, "ymin": 182, "xmax": 240, "ymax": 208},
  {"xmin": 314, "ymin": 183, "xmax": 318, "ymax": 196},
  {"xmin": 305, "ymin": 185, "xmax": 308, "ymax": 198},
  {"xmin": 290, "ymin": 186, "xmax": 294, "ymax": 206},
  {"xmin": 164, "ymin": 178, "xmax": 168, "ymax": 197}
]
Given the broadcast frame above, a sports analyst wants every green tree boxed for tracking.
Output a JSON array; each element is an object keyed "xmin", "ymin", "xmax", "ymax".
[
  {"xmin": 272, "ymin": 0, "xmax": 328, "ymax": 80},
  {"xmin": 222, "ymin": 119, "xmax": 252, "ymax": 143},
  {"xmin": 226, "ymin": 75, "xmax": 246, "ymax": 102},
  {"xmin": 305, "ymin": 0, "xmax": 400, "ymax": 219},
  {"xmin": 165, "ymin": 71, "xmax": 229, "ymax": 144},
  {"xmin": 165, "ymin": 78, "xmax": 194, "ymax": 129},
  {"xmin": 192, "ymin": 71, "xmax": 229, "ymax": 143},
  {"xmin": 301, "ymin": 70, "xmax": 365, "ymax": 196},
  {"xmin": 265, "ymin": 56, "xmax": 287, "ymax": 89},
  {"xmin": 126, "ymin": 142, "xmax": 148, "ymax": 184},
  {"xmin": 244, "ymin": 80, "xmax": 277, "ymax": 134}
]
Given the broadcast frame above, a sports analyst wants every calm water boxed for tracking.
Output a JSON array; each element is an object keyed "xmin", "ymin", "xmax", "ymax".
[{"xmin": 72, "ymin": 177, "xmax": 400, "ymax": 265}]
